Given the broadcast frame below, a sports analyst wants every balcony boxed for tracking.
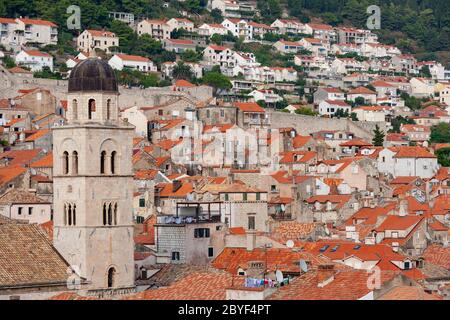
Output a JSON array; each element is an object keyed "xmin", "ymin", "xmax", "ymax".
[{"xmin": 157, "ymin": 201, "xmax": 223, "ymax": 225}]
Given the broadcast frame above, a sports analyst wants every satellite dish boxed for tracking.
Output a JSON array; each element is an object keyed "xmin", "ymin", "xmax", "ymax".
[
  {"xmin": 324, "ymin": 227, "xmax": 330, "ymax": 236},
  {"xmin": 280, "ymin": 204, "xmax": 286, "ymax": 211},
  {"xmin": 299, "ymin": 259, "xmax": 308, "ymax": 273},
  {"xmin": 275, "ymin": 270, "xmax": 284, "ymax": 283},
  {"xmin": 286, "ymin": 240, "xmax": 294, "ymax": 248},
  {"xmin": 197, "ymin": 165, "xmax": 202, "ymax": 171},
  {"xmin": 156, "ymin": 207, "xmax": 162, "ymax": 213}
]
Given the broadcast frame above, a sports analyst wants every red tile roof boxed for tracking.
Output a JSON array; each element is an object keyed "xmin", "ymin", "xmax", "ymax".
[
  {"xmin": 392, "ymin": 146, "xmax": 436, "ymax": 158},
  {"xmin": 18, "ymin": 18, "xmax": 57, "ymax": 27},
  {"xmin": 174, "ymin": 79, "xmax": 195, "ymax": 87},
  {"xmin": 86, "ymin": 29, "xmax": 116, "ymax": 37},
  {"xmin": 30, "ymin": 152, "xmax": 53, "ymax": 168},
  {"xmin": 348, "ymin": 86, "xmax": 376, "ymax": 95},
  {"xmin": 0, "ymin": 149, "xmax": 42, "ymax": 166},
  {"xmin": 212, "ymin": 247, "xmax": 330, "ymax": 274},
  {"xmin": 268, "ymin": 267, "xmax": 399, "ymax": 300},
  {"xmin": 375, "ymin": 215, "xmax": 423, "ymax": 232},
  {"xmin": 234, "ymin": 102, "xmax": 265, "ymax": 113},
  {"xmin": 24, "ymin": 50, "xmax": 51, "ymax": 57},
  {"xmin": 126, "ymin": 271, "xmax": 238, "ymax": 300},
  {"xmin": 0, "ymin": 166, "xmax": 27, "ymax": 187},
  {"xmin": 422, "ymin": 245, "xmax": 450, "ymax": 269},
  {"xmin": 116, "ymin": 54, "xmax": 150, "ymax": 62}
]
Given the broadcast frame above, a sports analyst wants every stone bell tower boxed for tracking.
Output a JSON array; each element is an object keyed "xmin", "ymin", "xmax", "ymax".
[{"xmin": 53, "ymin": 58, "xmax": 135, "ymax": 294}]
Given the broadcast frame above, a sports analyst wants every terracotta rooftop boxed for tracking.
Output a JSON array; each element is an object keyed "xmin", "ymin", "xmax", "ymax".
[
  {"xmin": 0, "ymin": 223, "xmax": 69, "ymax": 287},
  {"xmin": 0, "ymin": 188, "xmax": 48, "ymax": 204},
  {"xmin": 377, "ymin": 286, "xmax": 441, "ymax": 300}
]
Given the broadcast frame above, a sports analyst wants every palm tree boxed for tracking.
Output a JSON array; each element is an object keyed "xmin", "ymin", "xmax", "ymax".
[{"xmin": 172, "ymin": 62, "xmax": 194, "ymax": 81}]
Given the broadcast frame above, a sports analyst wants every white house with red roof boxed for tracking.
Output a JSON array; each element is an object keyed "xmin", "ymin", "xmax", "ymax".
[
  {"xmin": 377, "ymin": 146, "xmax": 439, "ymax": 178},
  {"xmin": 202, "ymin": 44, "xmax": 235, "ymax": 68},
  {"xmin": 400, "ymin": 124, "xmax": 431, "ymax": 143},
  {"xmin": 197, "ymin": 23, "xmax": 228, "ymax": 37},
  {"xmin": 299, "ymin": 37, "xmax": 329, "ymax": 56},
  {"xmin": 211, "ymin": 0, "xmax": 255, "ymax": 19},
  {"xmin": 247, "ymin": 21, "xmax": 274, "ymax": 39},
  {"xmin": 273, "ymin": 40, "xmax": 304, "ymax": 54},
  {"xmin": 371, "ymin": 80, "xmax": 398, "ymax": 98},
  {"xmin": 221, "ymin": 18, "xmax": 250, "ymax": 39},
  {"xmin": 0, "ymin": 17, "xmax": 20, "ymax": 46},
  {"xmin": 361, "ymin": 42, "xmax": 401, "ymax": 58},
  {"xmin": 304, "ymin": 23, "xmax": 336, "ymax": 42},
  {"xmin": 15, "ymin": 49, "xmax": 53, "ymax": 72},
  {"xmin": 137, "ymin": 19, "xmax": 171, "ymax": 40},
  {"xmin": 337, "ymin": 27, "xmax": 378, "ymax": 45},
  {"xmin": 108, "ymin": 54, "xmax": 157, "ymax": 72},
  {"xmin": 318, "ymin": 100, "xmax": 351, "ymax": 116},
  {"xmin": 270, "ymin": 19, "xmax": 305, "ymax": 34},
  {"xmin": 347, "ymin": 86, "xmax": 377, "ymax": 104},
  {"xmin": 163, "ymin": 38, "xmax": 196, "ymax": 53},
  {"xmin": 314, "ymin": 87, "xmax": 346, "ymax": 104},
  {"xmin": 14, "ymin": 17, "xmax": 58, "ymax": 45},
  {"xmin": 166, "ymin": 17, "xmax": 194, "ymax": 33},
  {"xmin": 77, "ymin": 29, "xmax": 119, "ymax": 53},
  {"xmin": 248, "ymin": 89, "xmax": 282, "ymax": 106},
  {"xmin": 331, "ymin": 57, "xmax": 369, "ymax": 75}
]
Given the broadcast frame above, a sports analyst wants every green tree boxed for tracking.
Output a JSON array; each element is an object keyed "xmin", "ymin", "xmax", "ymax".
[
  {"xmin": 430, "ymin": 123, "xmax": 450, "ymax": 143},
  {"xmin": 210, "ymin": 33, "xmax": 223, "ymax": 45},
  {"xmin": 210, "ymin": 8, "xmax": 223, "ymax": 23},
  {"xmin": 172, "ymin": 62, "xmax": 194, "ymax": 81},
  {"xmin": 436, "ymin": 148, "xmax": 450, "ymax": 167},
  {"xmin": 389, "ymin": 116, "xmax": 416, "ymax": 133},
  {"xmin": 181, "ymin": 49, "xmax": 201, "ymax": 63},
  {"xmin": 201, "ymin": 72, "xmax": 232, "ymax": 95},
  {"xmin": 2, "ymin": 55, "xmax": 16, "ymax": 68},
  {"xmin": 372, "ymin": 124, "xmax": 385, "ymax": 146},
  {"xmin": 354, "ymin": 97, "xmax": 365, "ymax": 106},
  {"xmin": 294, "ymin": 107, "xmax": 317, "ymax": 116}
]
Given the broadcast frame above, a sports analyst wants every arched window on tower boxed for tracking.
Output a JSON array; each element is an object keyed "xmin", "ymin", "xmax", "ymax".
[
  {"xmin": 63, "ymin": 151, "xmax": 69, "ymax": 175},
  {"xmin": 108, "ymin": 203, "xmax": 113, "ymax": 225},
  {"xmin": 88, "ymin": 99, "xmax": 96, "ymax": 120},
  {"xmin": 110, "ymin": 151, "xmax": 116, "ymax": 174},
  {"xmin": 106, "ymin": 99, "xmax": 111, "ymax": 120},
  {"xmin": 72, "ymin": 204, "xmax": 76, "ymax": 226},
  {"xmin": 107, "ymin": 267, "xmax": 116, "ymax": 288},
  {"xmin": 100, "ymin": 151, "xmax": 106, "ymax": 174},
  {"xmin": 72, "ymin": 151, "xmax": 78, "ymax": 175},
  {"xmin": 103, "ymin": 203, "xmax": 107, "ymax": 226},
  {"xmin": 64, "ymin": 204, "xmax": 67, "ymax": 225},
  {"xmin": 72, "ymin": 99, "xmax": 78, "ymax": 120},
  {"xmin": 113, "ymin": 203, "xmax": 118, "ymax": 225},
  {"xmin": 68, "ymin": 204, "xmax": 72, "ymax": 226}
]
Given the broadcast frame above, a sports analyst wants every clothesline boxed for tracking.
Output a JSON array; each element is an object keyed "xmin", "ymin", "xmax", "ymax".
[{"xmin": 244, "ymin": 276, "xmax": 290, "ymax": 288}]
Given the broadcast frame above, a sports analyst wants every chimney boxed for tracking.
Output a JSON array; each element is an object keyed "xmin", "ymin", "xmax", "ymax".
[
  {"xmin": 317, "ymin": 264, "xmax": 335, "ymax": 288},
  {"xmin": 246, "ymin": 231, "xmax": 256, "ymax": 251},
  {"xmin": 172, "ymin": 180, "xmax": 182, "ymax": 193},
  {"xmin": 398, "ymin": 199, "xmax": 408, "ymax": 217}
]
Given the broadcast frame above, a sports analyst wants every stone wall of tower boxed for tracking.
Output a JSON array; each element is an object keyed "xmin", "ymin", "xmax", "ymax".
[
  {"xmin": 53, "ymin": 92, "xmax": 136, "ymax": 291},
  {"xmin": 67, "ymin": 92, "xmax": 119, "ymax": 123}
]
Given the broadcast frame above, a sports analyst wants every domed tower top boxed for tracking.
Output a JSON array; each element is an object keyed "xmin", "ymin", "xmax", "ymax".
[{"xmin": 68, "ymin": 58, "xmax": 118, "ymax": 93}]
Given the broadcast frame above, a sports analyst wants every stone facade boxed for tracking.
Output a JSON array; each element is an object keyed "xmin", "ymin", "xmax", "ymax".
[{"xmin": 53, "ymin": 61, "xmax": 135, "ymax": 292}]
